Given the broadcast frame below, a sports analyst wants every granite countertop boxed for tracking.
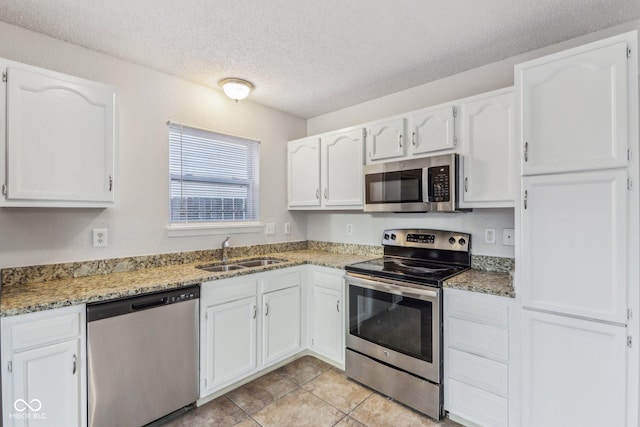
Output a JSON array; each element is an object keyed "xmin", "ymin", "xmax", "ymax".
[
  {"xmin": 0, "ymin": 250, "xmax": 376, "ymax": 317},
  {"xmin": 443, "ymin": 269, "xmax": 515, "ymax": 298}
]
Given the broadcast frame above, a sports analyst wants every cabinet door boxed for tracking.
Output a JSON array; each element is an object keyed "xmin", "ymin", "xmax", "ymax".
[
  {"xmin": 521, "ymin": 170, "xmax": 627, "ymax": 323},
  {"xmin": 5, "ymin": 65, "xmax": 116, "ymax": 206},
  {"xmin": 521, "ymin": 309, "xmax": 626, "ymax": 427},
  {"xmin": 460, "ymin": 90, "xmax": 514, "ymax": 207},
  {"xmin": 518, "ymin": 38, "xmax": 630, "ymax": 175},
  {"xmin": 310, "ymin": 285, "xmax": 343, "ymax": 362},
  {"xmin": 262, "ymin": 286, "xmax": 301, "ymax": 366},
  {"xmin": 366, "ymin": 117, "xmax": 406, "ymax": 162},
  {"xmin": 201, "ymin": 296, "xmax": 257, "ymax": 394},
  {"xmin": 321, "ymin": 129, "xmax": 364, "ymax": 208},
  {"xmin": 409, "ymin": 105, "xmax": 455, "ymax": 155},
  {"xmin": 7, "ymin": 339, "xmax": 81, "ymax": 427},
  {"xmin": 288, "ymin": 137, "xmax": 321, "ymax": 208}
]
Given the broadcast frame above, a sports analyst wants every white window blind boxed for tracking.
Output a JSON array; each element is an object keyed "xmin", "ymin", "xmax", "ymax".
[{"xmin": 169, "ymin": 123, "xmax": 259, "ymax": 223}]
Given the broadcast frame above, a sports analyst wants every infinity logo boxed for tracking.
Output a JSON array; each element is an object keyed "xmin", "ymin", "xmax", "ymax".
[{"xmin": 14, "ymin": 399, "xmax": 42, "ymax": 412}]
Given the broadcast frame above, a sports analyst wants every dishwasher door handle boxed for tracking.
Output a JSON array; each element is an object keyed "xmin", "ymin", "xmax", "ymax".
[{"xmin": 131, "ymin": 297, "xmax": 168, "ymax": 311}]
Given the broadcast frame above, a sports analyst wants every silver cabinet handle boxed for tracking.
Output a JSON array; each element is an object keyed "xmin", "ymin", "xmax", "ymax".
[
  {"xmin": 336, "ymin": 300, "xmax": 340, "ymax": 312},
  {"xmin": 464, "ymin": 177, "xmax": 468, "ymax": 192},
  {"xmin": 252, "ymin": 305, "xmax": 257, "ymax": 319},
  {"xmin": 315, "ymin": 189, "xmax": 320, "ymax": 199},
  {"xmin": 398, "ymin": 134, "xmax": 403, "ymax": 147},
  {"xmin": 324, "ymin": 189, "xmax": 328, "ymax": 199},
  {"xmin": 265, "ymin": 302, "xmax": 269, "ymax": 316},
  {"xmin": 524, "ymin": 190, "xmax": 528, "ymax": 210},
  {"xmin": 524, "ymin": 142, "xmax": 529, "ymax": 162},
  {"xmin": 412, "ymin": 132, "xmax": 416, "ymax": 146},
  {"xmin": 72, "ymin": 354, "xmax": 77, "ymax": 375}
]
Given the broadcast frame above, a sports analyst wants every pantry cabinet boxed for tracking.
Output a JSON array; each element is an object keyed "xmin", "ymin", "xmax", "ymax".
[
  {"xmin": 308, "ymin": 267, "xmax": 344, "ymax": 365},
  {"xmin": 459, "ymin": 88, "xmax": 515, "ymax": 208},
  {"xmin": 1, "ymin": 305, "xmax": 86, "ymax": 427},
  {"xmin": 0, "ymin": 58, "xmax": 118, "ymax": 207},
  {"xmin": 288, "ymin": 128, "xmax": 364, "ymax": 210},
  {"xmin": 518, "ymin": 37, "xmax": 629, "ymax": 176},
  {"xmin": 200, "ymin": 268, "xmax": 302, "ymax": 398}
]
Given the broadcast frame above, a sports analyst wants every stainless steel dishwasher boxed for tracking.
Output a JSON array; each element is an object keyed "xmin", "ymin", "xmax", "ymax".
[{"xmin": 87, "ymin": 285, "xmax": 200, "ymax": 427}]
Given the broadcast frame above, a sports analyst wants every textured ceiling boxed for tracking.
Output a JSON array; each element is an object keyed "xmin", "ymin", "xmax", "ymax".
[{"xmin": 0, "ymin": 0, "xmax": 639, "ymax": 118}]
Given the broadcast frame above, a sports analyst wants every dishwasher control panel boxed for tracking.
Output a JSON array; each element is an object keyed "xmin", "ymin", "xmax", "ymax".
[{"xmin": 170, "ymin": 289, "xmax": 199, "ymax": 303}]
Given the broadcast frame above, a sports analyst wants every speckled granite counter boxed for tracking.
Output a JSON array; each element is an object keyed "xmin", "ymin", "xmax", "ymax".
[
  {"xmin": 0, "ymin": 250, "xmax": 377, "ymax": 317},
  {"xmin": 443, "ymin": 269, "xmax": 514, "ymax": 298}
]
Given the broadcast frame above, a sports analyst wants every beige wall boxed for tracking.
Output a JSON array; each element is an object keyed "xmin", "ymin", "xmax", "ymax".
[{"xmin": 0, "ymin": 22, "xmax": 307, "ymax": 268}]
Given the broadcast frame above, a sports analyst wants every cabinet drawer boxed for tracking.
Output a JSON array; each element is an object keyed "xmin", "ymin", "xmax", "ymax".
[
  {"xmin": 446, "ymin": 292, "xmax": 509, "ymax": 328},
  {"xmin": 448, "ymin": 348, "xmax": 508, "ymax": 397},
  {"xmin": 203, "ymin": 277, "xmax": 258, "ymax": 305},
  {"xmin": 448, "ymin": 317, "xmax": 508, "ymax": 362},
  {"xmin": 7, "ymin": 310, "xmax": 81, "ymax": 350},
  {"xmin": 448, "ymin": 378, "xmax": 508, "ymax": 427},
  {"xmin": 312, "ymin": 270, "xmax": 343, "ymax": 291},
  {"xmin": 263, "ymin": 271, "xmax": 301, "ymax": 293}
]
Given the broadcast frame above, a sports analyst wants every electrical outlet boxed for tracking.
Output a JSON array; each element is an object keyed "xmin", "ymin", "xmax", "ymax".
[
  {"xmin": 265, "ymin": 223, "xmax": 276, "ymax": 235},
  {"xmin": 484, "ymin": 228, "xmax": 496, "ymax": 244},
  {"xmin": 93, "ymin": 229, "xmax": 108, "ymax": 248},
  {"xmin": 503, "ymin": 228, "xmax": 515, "ymax": 246},
  {"xmin": 346, "ymin": 224, "xmax": 353, "ymax": 235},
  {"xmin": 284, "ymin": 223, "xmax": 291, "ymax": 234}
]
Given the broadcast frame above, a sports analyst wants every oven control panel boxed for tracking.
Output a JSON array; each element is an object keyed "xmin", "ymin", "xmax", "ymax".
[{"xmin": 382, "ymin": 228, "xmax": 470, "ymax": 252}]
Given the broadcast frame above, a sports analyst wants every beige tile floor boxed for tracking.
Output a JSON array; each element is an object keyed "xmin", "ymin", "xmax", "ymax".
[{"xmin": 161, "ymin": 355, "xmax": 461, "ymax": 427}]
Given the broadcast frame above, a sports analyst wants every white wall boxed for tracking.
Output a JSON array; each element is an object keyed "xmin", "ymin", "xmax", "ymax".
[
  {"xmin": 0, "ymin": 22, "xmax": 308, "ymax": 268},
  {"xmin": 305, "ymin": 19, "xmax": 640, "ymax": 259}
]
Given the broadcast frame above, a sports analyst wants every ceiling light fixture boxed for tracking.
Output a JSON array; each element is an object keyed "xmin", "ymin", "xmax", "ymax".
[{"xmin": 219, "ymin": 78, "xmax": 254, "ymax": 102}]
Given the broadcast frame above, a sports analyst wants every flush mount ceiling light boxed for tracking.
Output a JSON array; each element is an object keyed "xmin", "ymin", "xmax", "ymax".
[{"xmin": 219, "ymin": 78, "xmax": 254, "ymax": 102}]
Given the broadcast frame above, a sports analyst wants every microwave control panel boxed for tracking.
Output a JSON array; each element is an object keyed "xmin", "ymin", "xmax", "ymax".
[{"xmin": 428, "ymin": 165, "xmax": 450, "ymax": 202}]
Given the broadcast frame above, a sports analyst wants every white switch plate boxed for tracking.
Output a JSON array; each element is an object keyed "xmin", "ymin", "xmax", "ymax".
[
  {"xmin": 93, "ymin": 229, "xmax": 108, "ymax": 248},
  {"xmin": 503, "ymin": 228, "xmax": 515, "ymax": 246},
  {"xmin": 265, "ymin": 223, "xmax": 276, "ymax": 235},
  {"xmin": 484, "ymin": 228, "xmax": 496, "ymax": 244},
  {"xmin": 284, "ymin": 223, "xmax": 291, "ymax": 234},
  {"xmin": 346, "ymin": 224, "xmax": 353, "ymax": 235}
]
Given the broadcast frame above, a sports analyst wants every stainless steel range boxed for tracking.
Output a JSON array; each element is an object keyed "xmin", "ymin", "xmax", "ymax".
[{"xmin": 344, "ymin": 228, "xmax": 471, "ymax": 420}]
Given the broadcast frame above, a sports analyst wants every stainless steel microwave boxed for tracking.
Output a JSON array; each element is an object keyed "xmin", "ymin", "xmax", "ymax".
[{"xmin": 363, "ymin": 153, "xmax": 466, "ymax": 213}]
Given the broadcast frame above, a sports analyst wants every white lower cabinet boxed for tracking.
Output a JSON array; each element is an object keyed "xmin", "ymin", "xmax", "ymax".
[
  {"xmin": 200, "ymin": 268, "xmax": 302, "ymax": 398},
  {"xmin": 521, "ymin": 309, "xmax": 627, "ymax": 427},
  {"xmin": 444, "ymin": 288, "xmax": 514, "ymax": 427},
  {"xmin": 308, "ymin": 267, "xmax": 344, "ymax": 364},
  {"xmin": 1, "ymin": 305, "xmax": 86, "ymax": 427}
]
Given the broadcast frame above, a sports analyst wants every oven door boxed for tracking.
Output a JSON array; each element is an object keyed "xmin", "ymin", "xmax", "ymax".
[{"xmin": 345, "ymin": 274, "xmax": 441, "ymax": 383}]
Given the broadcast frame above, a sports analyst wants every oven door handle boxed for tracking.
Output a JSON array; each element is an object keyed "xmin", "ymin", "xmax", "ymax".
[{"xmin": 345, "ymin": 274, "xmax": 439, "ymax": 300}]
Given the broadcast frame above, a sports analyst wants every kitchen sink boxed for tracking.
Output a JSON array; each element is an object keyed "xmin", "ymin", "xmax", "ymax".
[
  {"xmin": 196, "ymin": 258, "xmax": 285, "ymax": 272},
  {"xmin": 235, "ymin": 258, "xmax": 285, "ymax": 267},
  {"xmin": 197, "ymin": 264, "xmax": 246, "ymax": 272}
]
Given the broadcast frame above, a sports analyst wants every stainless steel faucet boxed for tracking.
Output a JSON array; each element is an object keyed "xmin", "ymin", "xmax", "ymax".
[{"xmin": 221, "ymin": 235, "xmax": 231, "ymax": 263}]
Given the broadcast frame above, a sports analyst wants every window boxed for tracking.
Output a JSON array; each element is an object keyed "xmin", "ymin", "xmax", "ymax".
[{"xmin": 169, "ymin": 123, "xmax": 259, "ymax": 224}]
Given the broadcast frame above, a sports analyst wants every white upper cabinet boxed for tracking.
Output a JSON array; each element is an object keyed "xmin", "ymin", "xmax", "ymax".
[
  {"xmin": 521, "ymin": 169, "xmax": 628, "ymax": 324},
  {"xmin": 288, "ymin": 129, "xmax": 364, "ymax": 210},
  {"xmin": 0, "ymin": 59, "xmax": 118, "ymax": 207},
  {"xmin": 321, "ymin": 129, "xmax": 364, "ymax": 208},
  {"xmin": 408, "ymin": 105, "xmax": 456, "ymax": 156},
  {"xmin": 366, "ymin": 117, "xmax": 406, "ymax": 162},
  {"xmin": 517, "ymin": 36, "xmax": 630, "ymax": 175},
  {"xmin": 288, "ymin": 137, "xmax": 321, "ymax": 208},
  {"xmin": 459, "ymin": 88, "xmax": 515, "ymax": 208}
]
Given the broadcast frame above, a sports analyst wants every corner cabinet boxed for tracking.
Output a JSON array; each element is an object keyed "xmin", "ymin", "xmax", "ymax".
[
  {"xmin": 0, "ymin": 59, "xmax": 118, "ymax": 208},
  {"xmin": 458, "ymin": 88, "xmax": 515, "ymax": 208},
  {"xmin": 288, "ymin": 128, "xmax": 364, "ymax": 210},
  {"xmin": 1, "ymin": 305, "xmax": 87, "ymax": 427}
]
